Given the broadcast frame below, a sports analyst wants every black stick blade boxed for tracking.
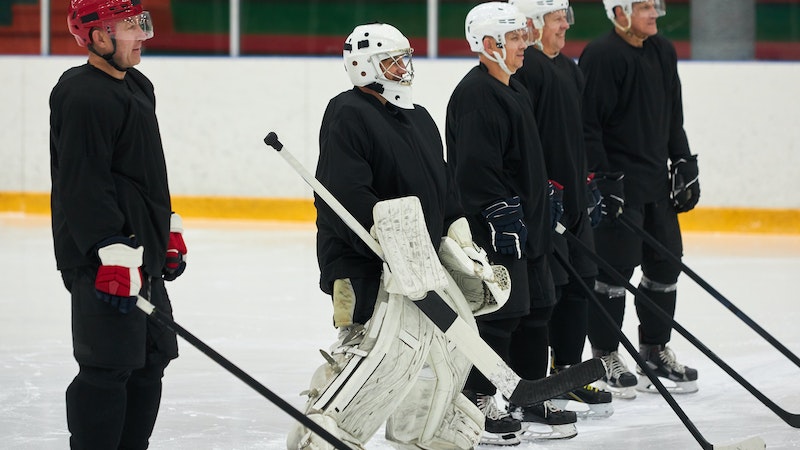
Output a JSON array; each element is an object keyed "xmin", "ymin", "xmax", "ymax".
[{"xmin": 509, "ymin": 358, "xmax": 605, "ymax": 406}]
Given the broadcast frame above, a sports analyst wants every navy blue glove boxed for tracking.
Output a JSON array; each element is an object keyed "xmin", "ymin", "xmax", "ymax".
[
  {"xmin": 586, "ymin": 174, "xmax": 603, "ymax": 228},
  {"xmin": 670, "ymin": 155, "xmax": 700, "ymax": 213},
  {"xmin": 481, "ymin": 196, "xmax": 527, "ymax": 259},
  {"xmin": 548, "ymin": 180, "xmax": 564, "ymax": 230},
  {"xmin": 593, "ymin": 171, "xmax": 625, "ymax": 224}
]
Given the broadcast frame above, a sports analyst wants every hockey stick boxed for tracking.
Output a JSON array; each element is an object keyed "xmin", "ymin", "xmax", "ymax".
[
  {"xmin": 262, "ymin": 131, "xmax": 604, "ymax": 407},
  {"xmin": 551, "ymin": 240, "xmax": 765, "ymax": 450},
  {"xmin": 134, "ymin": 296, "xmax": 353, "ymax": 450},
  {"xmin": 618, "ymin": 214, "xmax": 800, "ymax": 368},
  {"xmin": 557, "ymin": 223, "xmax": 800, "ymax": 429}
]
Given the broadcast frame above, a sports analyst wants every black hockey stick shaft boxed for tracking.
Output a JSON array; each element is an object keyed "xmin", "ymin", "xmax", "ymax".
[
  {"xmin": 134, "ymin": 297, "xmax": 352, "ymax": 450},
  {"xmin": 618, "ymin": 214, "xmax": 800, "ymax": 368},
  {"xmin": 551, "ymin": 248, "xmax": 714, "ymax": 450},
  {"xmin": 263, "ymin": 131, "xmax": 604, "ymax": 407},
  {"xmin": 559, "ymin": 225, "xmax": 800, "ymax": 428}
]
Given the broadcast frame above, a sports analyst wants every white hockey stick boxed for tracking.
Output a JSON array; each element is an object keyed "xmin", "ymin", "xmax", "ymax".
[{"xmin": 263, "ymin": 131, "xmax": 604, "ymax": 406}]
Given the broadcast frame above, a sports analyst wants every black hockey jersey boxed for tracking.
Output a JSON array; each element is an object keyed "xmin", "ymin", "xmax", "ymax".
[
  {"xmin": 580, "ymin": 30, "xmax": 692, "ymax": 205},
  {"xmin": 50, "ymin": 64, "xmax": 172, "ymax": 275},
  {"xmin": 315, "ymin": 87, "xmax": 462, "ymax": 295},
  {"xmin": 446, "ymin": 64, "xmax": 551, "ymax": 259},
  {"xmin": 514, "ymin": 49, "xmax": 588, "ymax": 229}
]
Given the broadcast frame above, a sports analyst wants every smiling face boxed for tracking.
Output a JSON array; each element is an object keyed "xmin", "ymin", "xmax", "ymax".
[
  {"xmin": 539, "ymin": 9, "xmax": 571, "ymax": 56},
  {"xmin": 500, "ymin": 28, "xmax": 529, "ymax": 74}
]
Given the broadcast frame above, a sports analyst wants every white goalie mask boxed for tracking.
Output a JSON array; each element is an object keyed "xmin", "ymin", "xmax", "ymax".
[
  {"xmin": 603, "ymin": 0, "xmax": 666, "ymax": 30},
  {"xmin": 510, "ymin": 0, "xmax": 575, "ymax": 31},
  {"xmin": 465, "ymin": 2, "xmax": 533, "ymax": 76},
  {"xmin": 343, "ymin": 23, "xmax": 415, "ymax": 109}
]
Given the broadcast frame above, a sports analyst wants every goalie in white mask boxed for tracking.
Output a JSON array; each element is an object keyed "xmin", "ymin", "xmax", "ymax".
[{"xmin": 286, "ymin": 23, "xmax": 510, "ymax": 450}]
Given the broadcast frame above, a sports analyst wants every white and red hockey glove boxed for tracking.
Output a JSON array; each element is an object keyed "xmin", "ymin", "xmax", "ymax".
[
  {"xmin": 163, "ymin": 213, "xmax": 187, "ymax": 281},
  {"xmin": 95, "ymin": 237, "xmax": 144, "ymax": 313}
]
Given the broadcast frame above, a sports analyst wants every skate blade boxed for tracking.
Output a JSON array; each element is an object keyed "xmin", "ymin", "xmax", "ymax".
[
  {"xmin": 478, "ymin": 429, "xmax": 523, "ymax": 446},
  {"xmin": 550, "ymin": 398, "xmax": 615, "ymax": 419},
  {"xmin": 520, "ymin": 422, "xmax": 577, "ymax": 440},
  {"xmin": 594, "ymin": 380, "xmax": 637, "ymax": 399},
  {"xmin": 635, "ymin": 377, "xmax": 698, "ymax": 394}
]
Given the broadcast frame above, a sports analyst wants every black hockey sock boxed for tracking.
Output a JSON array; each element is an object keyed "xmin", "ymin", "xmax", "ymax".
[
  {"xmin": 549, "ymin": 285, "xmax": 589, "ymax": 366},
  {"xmin": 635, "ymin": 286, "xmax": 677, "ymax": 345},
  {"xmin": 510, "ymin": 306, "xmax": 553, "ymax": 380},
  {"xmin": 119, "ymin": 363, "xmax": 167, "ymax": 450},
  {"xmin": 587, "ymin": 293, "xmax": 626, "ymax": 351},
  {"xmin": 66, "ymin": 366, "xmax": 130, "ymax": 449}
]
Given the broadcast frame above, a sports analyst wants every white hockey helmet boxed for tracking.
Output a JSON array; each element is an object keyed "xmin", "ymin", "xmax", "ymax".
[
  {"xmin": 343, "ymin": 23, "xmax": 414, "ymax": 109},
  {"xmin": 465, "ymin": 2, "xmax": 532, "ymax": 75},
  {"xmin": 603, "ymin": 0, "xmax": 666, "ymax": 23},
  {"xmin": 510, "ymin": 0, "xmax": 575, "ymax": 31}
]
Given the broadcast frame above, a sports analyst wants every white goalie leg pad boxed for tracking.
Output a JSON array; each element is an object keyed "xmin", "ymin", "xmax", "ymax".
[
  {"xmin": 286, "ymin": 412, "xmax": 360, "ymax": 450},
  {"xmin": 438, "ymin": 235, "xmax": 510, "ymax": 316},
  {"xmin": 385, "ymin": 275, "xmax": 483, "ymax": 450},
  {"xmin": 373, "ymin": 197, "xmax": 448, "ymax": 300},
  {"xmin": 290, "ymin": 289, "xmax": 435, "ymax": 448}
]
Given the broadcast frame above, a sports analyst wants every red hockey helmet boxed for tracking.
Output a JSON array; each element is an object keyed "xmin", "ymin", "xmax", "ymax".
[{"xmin": 67, "ymin": 0, "xmax": 153, "ymax": 47}]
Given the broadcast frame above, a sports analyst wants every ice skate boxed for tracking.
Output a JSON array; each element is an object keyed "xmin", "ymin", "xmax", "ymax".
[
  {"xmin": 636, "ymin": 344, "xmax": 698, "ymax": 394},
  {"xmin": 551, "ymin": 384, "xmax": 614, "ymax": 419},
  {"xmin": 507, "ymin": 400, "xmax": 578, "ymax": 440},
  {"xmin": 593, "ymin": 349, "xmax": 638, "ymax": 399},
  {"xmin": 463, "ymin": 390, "xmax": 522, "ymax": 446}
]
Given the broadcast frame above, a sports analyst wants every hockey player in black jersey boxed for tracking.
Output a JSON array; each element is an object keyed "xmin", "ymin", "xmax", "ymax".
[
  {"xmin": 50, "ymin": 0, "xmax": 185, "ymax": 447},
  {"xmin": 580, "ymin": 0, "xmax": 700, "ymax": 398},
  {"xmin": 511, "ymin": 0, "xmax": 613, "ymax": 430},
  {"xmin": 447, "ymin": 2, "xmax": 563, "ymax": 445},
  {"xmin": 286, "ymin": 23, "xmax": 506, "ymax": 450}
]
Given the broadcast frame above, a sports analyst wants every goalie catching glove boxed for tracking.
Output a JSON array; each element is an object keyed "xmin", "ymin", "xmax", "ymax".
[{"xmin": 438, "ymin": 217, "xmax": 510, "ymax": 316}]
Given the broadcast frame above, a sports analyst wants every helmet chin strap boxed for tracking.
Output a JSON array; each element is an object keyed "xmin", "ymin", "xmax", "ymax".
[
  {"xmin": 483, "ymin": 48, "xmax": 513, "ymax": 76},
  {"xmin": 89, "ymin": 38, "xmax": 128, "ymax": 72}
]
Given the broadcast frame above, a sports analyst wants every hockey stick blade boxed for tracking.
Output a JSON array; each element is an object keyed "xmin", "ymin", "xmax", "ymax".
[
  {"xmin": 618, "ymin": 214, "xmax": 800, "ymax": 369},
  {"xmin": 135, "ymin": 296, "xmax": 353, "ymax": 450},
  {"xmin": 509, "ymin": 358, "xmax": 605, "ymax": 406},
  {"xmin": 711, "ymin": 436, "xmax": 766, "ymax": 450},
  {"xmin": 264, "ymin": 131, "xmax": 604, "ymax": 406}
]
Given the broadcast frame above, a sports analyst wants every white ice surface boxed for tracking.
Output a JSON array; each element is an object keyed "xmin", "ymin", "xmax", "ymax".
[{"xmin": 2, "ymin": 214, "xmax": 800, "ymax": 449}]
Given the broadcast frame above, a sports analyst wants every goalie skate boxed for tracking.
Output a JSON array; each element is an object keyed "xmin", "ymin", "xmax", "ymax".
[
  {"xmin": 636, "ymin": 344, "xmax": 699, "ymax": 394},
  {"xmin": 463, "ymin": 391, "xmax": 522, "ymax": 446}
]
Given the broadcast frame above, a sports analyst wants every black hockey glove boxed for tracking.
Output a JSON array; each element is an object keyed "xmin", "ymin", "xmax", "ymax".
[
  {"xmin": 548, "ymin": 180, "xmax": 564, "ymax": 230},
  {"xmin": 585, "ymin": 174, "xmax": 603, "ymax": 228},
  {"xmin": 670, "ymin": 155, "xmax": 700, "ymax": 213},
  {"xmin": 593, "ymin": 171, "xmax": 625, "ymax": 224},
  {"xmin": 481, "ymin": 196, "xmax": 527, "ymax": 259}
]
